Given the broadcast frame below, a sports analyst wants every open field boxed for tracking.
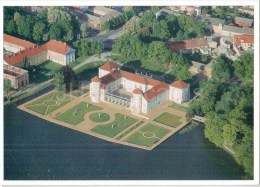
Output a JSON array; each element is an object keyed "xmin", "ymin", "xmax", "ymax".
[
  {"xmin": 125, "ymin": 124, "xmax": 170, "ymax": 147},
  {"xmin": 25, "ymin": 92, "xmax": 72, "ymax": 115},
  {"xmin": 154, "ymin": 112, "xmax": 182, "ymax": 128},
  {"xmin": 91, "ymin": 113, "xmax": 138, "ymax": 138},
  {"xmin": 56, "ymin": 102, "xmax": 102, "ymax": 125}
]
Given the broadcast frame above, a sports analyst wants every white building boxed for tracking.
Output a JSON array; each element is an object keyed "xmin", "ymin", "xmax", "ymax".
[{"xmin": 90, "ymin": 62, "xmax": 190, "ymax": 116}]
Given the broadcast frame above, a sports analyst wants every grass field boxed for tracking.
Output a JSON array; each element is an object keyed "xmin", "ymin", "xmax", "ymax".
[
  {"xmin": 125, "ymin": 124, "xmax": 170, "ymax": 147},
  {"xmin": 170, "ymin": 102, "xmax": 188, "ymax": 113},
  {"xmin": 154, "ymin": 112, "xmax": 182, "ymax": 128},
  {"xmin": 89, "ymin": 112, "xmax": 110, "ymax": 122},
  {"xmin": 26, "ymin": 60, "xmax": 62, "ymax": 83},
  {"xmin": 91, "ymin": 113, "xmax": 138, "ymax": 138},
  {"xmin": 26, "ymin": 92, "xmax": 72, "ymax": 115},
  {"xmin": 56, "ymin": 102, "xmax": 102, "ymax": 125}
]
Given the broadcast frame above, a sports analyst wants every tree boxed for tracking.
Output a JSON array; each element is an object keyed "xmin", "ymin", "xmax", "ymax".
[
  {"xmin": 53, "ymin": 72, "xmax": 64, "ymax": 92},
  {"xmin": 49, "ymin": 23, "xmax": 61, "ymax": 40},
  {"xmin": 47, "ymin": 7, "xmax": 71, "ymax": 24},
  {"xmin": 80, "ymin": 23, "xmax": 88, "ymax": 38},
  {"xmin": 59, "ymin": 66, "xmax": 78, "ymax": 92},
  {"xmin": 73, "ymin": 39, "xmax": 103, "ymax": 57},
  {"xmin": 233, "ymin": 53, "xmax": 253, "ymax": 82},
  {"xmin": 124, "ymin": 16, "xmax": 142, "ymax": 35},
  {"xmin": 33, "ymin": 22, "xmax": 46, "ymax": 42},
  {"xmin": 147, "ymin": 41, "xmax": 171, "ymax": 64},
  {"xmin": 6, "ymin": 20, "xmax": 17, "ymax": 35},
  {"xmin": 212, "ymin": 55, "xmax": 232, "ymax": 83},
  {"xmin": 4, "ymin": 79, "xmax": 13, "ymax": 102}
]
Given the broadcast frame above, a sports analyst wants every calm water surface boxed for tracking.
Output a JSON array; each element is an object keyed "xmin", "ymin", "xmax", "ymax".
[{"xmin": 4, "ymin": 87, "xmax": 245, "ymax": 180}]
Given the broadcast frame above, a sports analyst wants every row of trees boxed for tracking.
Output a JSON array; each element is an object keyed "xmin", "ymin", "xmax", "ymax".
[
  {"xmin": 4, "ymin": 7, "xmax": 80, "ymax": 44},
  {"xmin": 104, "ymin": 7, "xmax": 138, "ymax": 30},
  {"xmin": 123, "ymin": 10, "xmax": 207, "ymax": 40},
  {"xmin": 112, "ymin": 34, "xmax": 192, "ymax": 81},
  {"xmin": 187, "ymin": 53, "xmax": 254, "ymax": 178},
  {"xmin": 72, "ymin": 39, "xmax": 104, "ymax": 57}
]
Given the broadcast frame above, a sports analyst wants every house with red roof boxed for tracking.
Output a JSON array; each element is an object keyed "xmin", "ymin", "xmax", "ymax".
[
  {"xmin": 4, "ymin": 34, "xmax": 36, "ymax": 53},
  {"xmin": 4, "ymin": 36, "xmax": 76, "ymax": 67},
  {"xmin": 90, "ymin": 61, "xmax": 190, "ymax": 116},
  {"xmin": 233, "ymin": 34, "xmax": 254, "ymax": 51}
]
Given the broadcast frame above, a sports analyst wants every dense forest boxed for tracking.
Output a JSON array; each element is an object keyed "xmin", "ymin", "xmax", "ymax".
[
  {"xmin": 187, "ymin": 53, "xmax": 254, "ymax": 179},
  {"xmin": 4, "ymin": 7, "xmax": 80, "ymax": 44}
]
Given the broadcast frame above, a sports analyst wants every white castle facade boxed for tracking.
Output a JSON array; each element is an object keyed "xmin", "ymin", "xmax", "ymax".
[{"xmin": 90, "ymin": 62, "xmax": 190, "ymax": 116}]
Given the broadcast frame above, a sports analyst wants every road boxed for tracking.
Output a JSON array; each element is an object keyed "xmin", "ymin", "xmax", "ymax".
[{"xmin": 87, "ymin": 27, "xmax": 125, "ymax": 49}]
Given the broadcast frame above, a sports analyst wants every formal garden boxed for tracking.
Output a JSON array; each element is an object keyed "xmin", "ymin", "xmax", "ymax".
[
  {"xmin": 91, "ymin": 113, "xmax": 138, "ymax": 138},
  {"xmin": 125, "ymin": 124, "xmax": 170, "ymax": 147},
  {"xmin": 25, "ymin": 92, "xmax": 73, "ymax": 115},
  {"xmin": 55, "ymin": 102, "xmax": 102, "ymax": 125}
]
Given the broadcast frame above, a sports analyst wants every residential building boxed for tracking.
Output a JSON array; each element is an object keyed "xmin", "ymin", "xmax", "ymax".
[
  {"xmin": 4, "ymin": 64, "xmax": 29, "ymax": 90},
  {"xmin": 234, "ymin": 16, "xmax": 253, "ymax": 27},
  {"xmin": 204, "ymin": 61, "xmax": 213, "ymax": 78},
  {"xmin": 221, "ymin": 25, "xmax": 254, "ymax": 36},
  {"xmin": 90, "ymin": 62, "xmax": 190, "ymax": 116},
  {"xmin": 233, "ymin": 34, "xmax": 254, "ymax": 51},
  {"xmin": 189, "ymin": 61, "xmax": 205, "ymax": 74},
  {"xmin": 87, "ymin": 6, "xmax": 122, "ymax": 30},
  {"xmin": 4, "ymin": 39, "xmax": 76, "ymax": 67},
  {"xmin": 167, "ymin": 38, "xmax": 209, "ymax": 54},
  {"xmin": 238, "ymin": 7, "xmax": 254, "ymax": 16},
  {"xmin": 4, "ymin": 34, "xmax": 36, "ymax": 53}
]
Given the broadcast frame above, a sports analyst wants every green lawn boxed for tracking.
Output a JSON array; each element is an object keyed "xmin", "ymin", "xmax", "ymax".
[
  {"xmin": 115, "ymin": 120, "xmax": 144, "ymax": 140},
  {"xmin": 56, "ymin": 102, "xmax": 102, "ymax": 125},
  {"xmin": 91, "ymin": 113, "xmax": 138, "ymax": 138},
  {"xmin": 125, "ymin": 124, "xmax": 170, "ymax": 147},
  {"xmin": 170, "ymin": 102, "xmax": 188, "ymax": 113},
  {"xmin": 26, "ymin": 92, "xmax": 72, "ymax": 115},
  {"xmin": 89, "ymin": 112, "xmax": 110, "ymax": 122},
  {"xmin": 154, "ymin": 112, "xmax": 182, "ymax": 128},
  {"xmin": 26, "ymin": 60, "xmax": 63, "ymax": 83},
  {"xmin": 109, "ymin": 54, "xmax": 167, "ymax": 76},
  {"xmin": 68, "ymin": 55, "xmax": 89, "ymax": 68},
  {"xmin": 75, "ymin": 61, "xmax": 106, "ymax": 81}
]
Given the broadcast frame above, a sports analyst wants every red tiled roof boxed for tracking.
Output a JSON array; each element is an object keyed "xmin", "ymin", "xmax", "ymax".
[
  {"xmin": 170, "ymin": 80, "xmax": 189, "ymax": 89},
  {"xmin": 4, "ymin": 46, "xmax": 46, "ymax": 66},
  {"xmin": 144, "ymin": 82, "xmax": 169, "ymax": 101},
  {"xmin": 167, "ymin": 38, "xmax": 208, "ymax": 51},
  {"xmin": 132, "ymin": 88, "xmax": 143, "ymax": 94},
  {"xmin": 99, "ymin": 61, "xmax": 120, "ymax": 71},
  {"xmin": 44, "ymin": 40, "xmax": 71, "ymax": 55},
  {"xmin": 100, "ymin": 70, "xmax": 122, "ymax": 85},
  {"xmin": 4, "ymin": 34, "xmax": 36, "ymax": 49},
  {"xmin": 120, "ymin": 70, "xmax": 161, "ymax": 86},
  {"xmin": 91, "ymin": 76, "xmax": 101, "ymax": 82},
  {"xmin": 233, "ymin": 34, "xmax": 254, "ymax": 45}
]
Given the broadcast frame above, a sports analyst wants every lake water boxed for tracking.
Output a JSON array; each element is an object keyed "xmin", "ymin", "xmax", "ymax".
[{"xmin": 4, "ymin": 87, "xmax": 245, "ymax": 180}]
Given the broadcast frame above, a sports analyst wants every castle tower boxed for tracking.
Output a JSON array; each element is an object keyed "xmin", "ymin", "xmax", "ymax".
[
  {"xmin": 169, "ymin": 80, "xmax": 190, "ymax": 104},
  {"xmin": 131, "ymin": 88, "xmax": 143, "ymax": 115},
  {"xmin": 90, "ymin": 76, "xmax": 101, "ymax": 103}
]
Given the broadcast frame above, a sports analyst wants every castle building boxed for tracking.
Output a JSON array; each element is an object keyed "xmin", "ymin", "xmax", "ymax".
[
  {"xmin": 4, "ymin": 35, "xmax": 76, "ymax": 67},
  {"xmin": 90, "ymin": 62, "xmax": 190, "ymax": 116},
  {"xmin": 4, "ymin": 64, "xmax": 29, "ymax": 90},
  {"xmin": 4, "ymin": 34, "xmax": 36, "ymax": 53}
]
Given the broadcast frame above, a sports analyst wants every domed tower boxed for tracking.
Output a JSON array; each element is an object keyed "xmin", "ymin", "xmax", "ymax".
[
  {"xmin": 131, "ymin": 88, "xmax": 143, "ymax": 115},
  {"xmin": 90, "ymin": 76, "xmax": 101, "ymax": 103}
]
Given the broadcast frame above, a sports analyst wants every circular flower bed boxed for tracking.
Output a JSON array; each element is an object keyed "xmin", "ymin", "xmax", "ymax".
[{"xmin": 89, "ymin": 112, "xmax": 110, "ymax": 122}]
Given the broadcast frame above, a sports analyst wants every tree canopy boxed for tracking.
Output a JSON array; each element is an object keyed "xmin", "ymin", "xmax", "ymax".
[{"xmin": 233, "ymin": 53, "xmax": 253, "ymax": 82}]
